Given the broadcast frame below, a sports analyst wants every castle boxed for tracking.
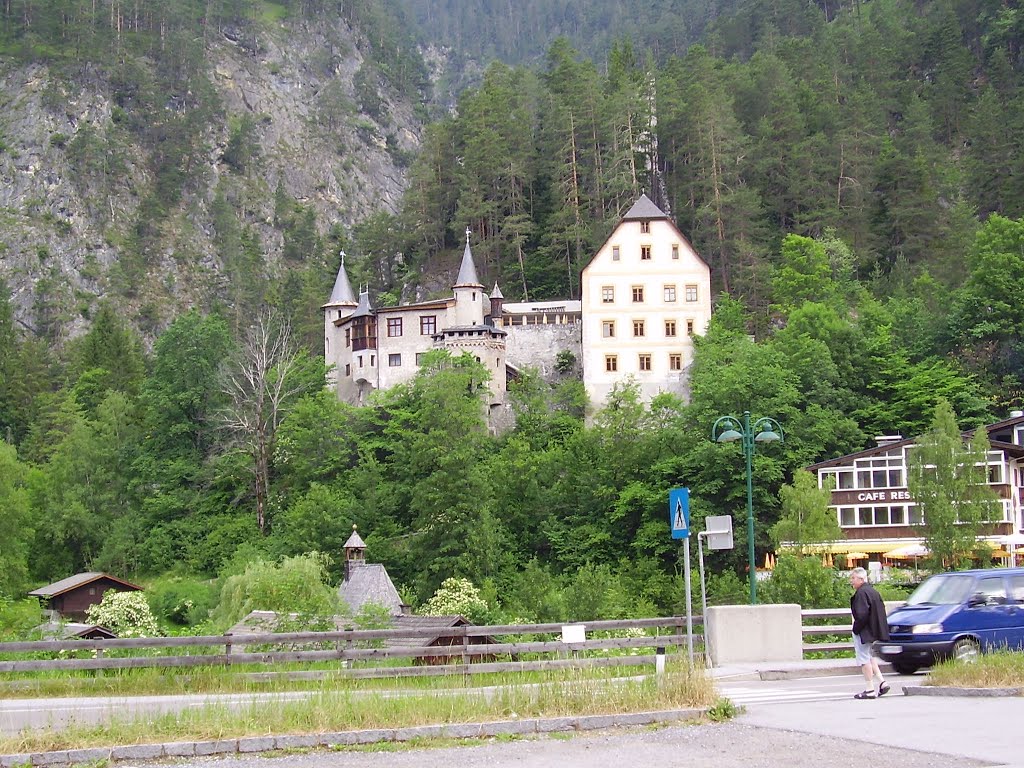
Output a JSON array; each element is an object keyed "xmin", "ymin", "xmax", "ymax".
[{"xmin": 323, "ymin": 194, "xmax": 712, "ymax": 417}]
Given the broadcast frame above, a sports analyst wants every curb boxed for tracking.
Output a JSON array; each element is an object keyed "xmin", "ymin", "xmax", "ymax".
[
  {"xmin": 0, "ymin": 708, "xmax": 709, "ymax": 767},
  {"xmin": 902, "ymin": 685, "xmax": 1024, "ymax": 698},
  {"xmin": 753, "ymin": 662, "xmax": 891, "ymax": 682}
]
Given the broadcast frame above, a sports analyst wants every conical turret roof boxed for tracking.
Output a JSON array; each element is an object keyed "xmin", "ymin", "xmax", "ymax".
[
  {"xmin": 326, "ymin": 253, "xmax": 356, "ymax": 305},
  {"xmin": 490, "ymin": 282, "xmax": 504, "ymax": 299},
  {"xmin": 455, "ymin": 229, "xmax": 482, "ymax": 287}
]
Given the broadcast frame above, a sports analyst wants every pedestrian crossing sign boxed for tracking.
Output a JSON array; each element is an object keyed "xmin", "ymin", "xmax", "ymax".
[{"xmin": 669, "ymin": 488, "xmax": 690, "ymax": 539}]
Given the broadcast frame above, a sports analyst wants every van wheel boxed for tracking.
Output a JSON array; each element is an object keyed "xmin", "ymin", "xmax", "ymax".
[
  {"xmin": 892, "ymin": 661, "xmax": 919, "ymax": 675},
  {"xmin": 952, "ymin": 638, "xmax": 980, "ymax": 664}
]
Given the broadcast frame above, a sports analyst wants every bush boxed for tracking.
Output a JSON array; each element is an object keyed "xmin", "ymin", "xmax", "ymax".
[
  {"xmin": 759, "ymin": 554, "xmax": 848, "ymax": 608},
  {"xmin": 421, "ymin": 578, "xmax": 489, "ymax": 623},
  {"xmin": 86, "ymin": 591, "xmax": 161, "ymax": 638},
  {"xmin": 210, "ymin": 552, "xmax": 340, "ymax": 631}
]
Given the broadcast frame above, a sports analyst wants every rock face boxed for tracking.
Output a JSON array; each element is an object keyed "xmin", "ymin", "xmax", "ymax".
[{"xmin": 0, "ymin": 19, "xmax": 420, "ymax": 345}]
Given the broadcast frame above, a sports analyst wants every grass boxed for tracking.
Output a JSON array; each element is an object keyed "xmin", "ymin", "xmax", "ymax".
[
  {"xmin": 0, "ymin": 663, "xmax": 718, "ymax": 755},
  {"xmin": 926, "ymin": 650, "xmax": 1024, "ymax": 689}
]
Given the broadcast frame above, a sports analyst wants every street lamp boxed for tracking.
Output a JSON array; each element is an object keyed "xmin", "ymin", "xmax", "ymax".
[{"xmin": 711, "ymin": 411, "xmax": 784, "ymax": 604}]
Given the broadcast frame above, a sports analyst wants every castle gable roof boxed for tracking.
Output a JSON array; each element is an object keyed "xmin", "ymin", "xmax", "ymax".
[{"xmin": 621, "ymin": 193, "xmax": 668, "ymax": 221}]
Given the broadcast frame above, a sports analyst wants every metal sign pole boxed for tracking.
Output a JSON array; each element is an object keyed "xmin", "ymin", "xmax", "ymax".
[
  {"xmin": 684, "ymin": 536, "xmax": 693, "ymax": 664},
  {"xmin": 697, "ymin": 532, "xmax": 708, "ymax": 624}
]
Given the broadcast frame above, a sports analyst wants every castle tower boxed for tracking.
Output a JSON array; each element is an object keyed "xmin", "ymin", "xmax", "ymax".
[
  {"xmin": 323, "ymin": 252, "xmax": 358, "ymax": 388},
  {"xmin": 453, "ymin": 228, "xmax": 485, "ymax": 328},
  {"xmin": 489, "ymin": 282, "xmax": 504, "ymax": 326},
  {"xmin": 347, "ymin": 289, "xmax": 378, "ymax": 404}
]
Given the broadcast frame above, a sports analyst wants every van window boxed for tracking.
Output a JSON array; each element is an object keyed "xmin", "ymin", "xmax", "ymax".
[
  {"xmin": 975, "ymin": 576, "xmax": 1008, "ymax": 605},
  {"xmin": 1010, "ymin": 575, "xmax": 1024, "ymax": 603},
  {"xmin": 907, "ymin": 574, "xmax": 973, "ymax": 606}
]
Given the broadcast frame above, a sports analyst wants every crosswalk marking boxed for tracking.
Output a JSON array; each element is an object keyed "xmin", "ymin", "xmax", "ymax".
[{"xmin": 716, "ymin": 685, "xmax": 850, "ymax": 706}]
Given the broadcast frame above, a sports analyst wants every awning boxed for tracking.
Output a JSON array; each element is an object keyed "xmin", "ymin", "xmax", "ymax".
[
  {"xmin": 816, "ymin": 541, "xmax": 912, "ymax": 555},
  {"xmin": 884, "ymin": 543, "xmax": 928, "ymax": 559}
]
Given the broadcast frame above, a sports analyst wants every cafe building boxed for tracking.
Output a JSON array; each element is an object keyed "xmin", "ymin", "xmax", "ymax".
[{"xmin": 805, "ymin": 411, "xmax": 1024, "ymax": 565}]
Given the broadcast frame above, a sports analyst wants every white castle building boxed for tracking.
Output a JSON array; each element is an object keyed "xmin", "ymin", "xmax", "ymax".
[{"xmin": 323, "ymin": 195, "xmax": 713, "ymax": 415}]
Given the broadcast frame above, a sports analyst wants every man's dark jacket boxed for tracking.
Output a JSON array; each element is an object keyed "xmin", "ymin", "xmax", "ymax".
[{"xmin": 851, "ymin": 582, "xmax": 890, "ymax": 643}]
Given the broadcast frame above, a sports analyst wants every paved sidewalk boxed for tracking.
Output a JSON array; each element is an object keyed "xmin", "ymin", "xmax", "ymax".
[{"xmin": 708, "ymin": 656, "xmax": 883, "ymax": 681}]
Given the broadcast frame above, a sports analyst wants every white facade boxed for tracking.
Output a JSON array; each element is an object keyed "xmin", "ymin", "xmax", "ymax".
[{"xmin": 580, "ymin": 195, "xmax": 712, "ymax": 407}]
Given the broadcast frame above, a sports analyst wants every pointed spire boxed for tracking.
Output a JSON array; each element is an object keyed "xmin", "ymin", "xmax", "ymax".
[
  {"xmin": 344, "ymin": 524, "xmax": 366, "ymax": 550},
  {"xmin": 490, "ymin": 282, "xmax": 504, "ymax": 300},
  {"xmin": 349, "ymin": 288, "xmax": 374, "ymax": 319},
  {"xmin": 455, "ymin": 227, "xmax": 482, "ymax": 287},
  {"xmin": 327, "ymin": 250, "xmax": 356, "ymax": 305}
]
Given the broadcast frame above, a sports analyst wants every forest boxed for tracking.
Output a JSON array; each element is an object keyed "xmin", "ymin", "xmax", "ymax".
[{"xmin": 1, "ymin": 0, "xmax": 1023, "ymax": 632}]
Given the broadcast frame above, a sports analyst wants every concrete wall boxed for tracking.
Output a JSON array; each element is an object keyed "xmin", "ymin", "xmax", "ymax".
[{"xmin": 705, "ymin": 604, "xmax": 803, "ymax": 666}]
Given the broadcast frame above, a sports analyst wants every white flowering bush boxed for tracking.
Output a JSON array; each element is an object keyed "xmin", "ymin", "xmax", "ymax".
[
  {"xmin": 86, "ymin": 591, "xmax": 161, "ymax": 638},
  {"xmin": 421, "ymin": 578, "xmax": 489, "ymax": 623}
]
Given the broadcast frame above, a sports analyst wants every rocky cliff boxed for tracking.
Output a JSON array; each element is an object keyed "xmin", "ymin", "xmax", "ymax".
[{"xmin": 0, "ymin": 17, "xmax": 421, "ymax": 345}]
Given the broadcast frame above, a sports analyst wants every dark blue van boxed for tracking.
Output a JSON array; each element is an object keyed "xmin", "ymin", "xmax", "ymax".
[{"xmin": 876, "ymin": 567, "xmax": 1024, "ymax": 675}]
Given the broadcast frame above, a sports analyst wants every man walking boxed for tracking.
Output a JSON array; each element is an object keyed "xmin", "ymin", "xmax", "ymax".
[{"xmin": 849, "ymin": 567, "xmax": 890, "ymax": 699}]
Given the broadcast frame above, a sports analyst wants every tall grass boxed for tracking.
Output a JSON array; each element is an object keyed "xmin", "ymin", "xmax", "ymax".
[
  {"xmin": 926, "ymin": 650, "xmax": 1024, "ymax": 689},
  {"xmin": 0, "ymin": 663, "xmax": 716, "ymax": 754}
]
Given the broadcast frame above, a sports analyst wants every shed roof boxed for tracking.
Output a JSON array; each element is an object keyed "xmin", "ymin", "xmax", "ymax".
[
  {"xmin": 28, "ymin": 573, "xmax": 142, "ymax": 598},
  {"xmin": 339, "ymin": 563, "xmax": 405, "ymax": 616}
]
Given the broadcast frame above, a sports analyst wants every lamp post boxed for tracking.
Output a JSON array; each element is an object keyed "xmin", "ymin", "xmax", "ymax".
[{"xmin": 712, "ymin": 411, "xmax": 783, "ymax": 604}]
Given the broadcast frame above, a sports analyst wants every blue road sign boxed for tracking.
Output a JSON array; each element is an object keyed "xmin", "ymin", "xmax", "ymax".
[{"xmin": 669, "ymin": 487, "xmax": 690, "ymax": 539}]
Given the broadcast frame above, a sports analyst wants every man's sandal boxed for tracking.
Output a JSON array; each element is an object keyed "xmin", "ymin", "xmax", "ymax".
[
  {"xmin": 854, "ymin": 690, "xmax": 877, "ymax": 699},
  {"xmin": 877, "ymin": 682, "xmax": 891, "ymax": 697}
]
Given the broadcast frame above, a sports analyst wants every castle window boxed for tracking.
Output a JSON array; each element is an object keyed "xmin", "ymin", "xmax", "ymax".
[
  {"xmin": 387, "ymin": 318, "xmax": 403, "ymax": 337},
  {"xmin": 665, "ymin": 320, "xmax": 677, "ymax": 337},
  {"xmin": 345, "ymin": 329, "xmax": 350, "ymax": 348},
  {"xmin": 687, "ymin": 319, "xmax": 695, "ymax": 335},
  {"xmin": 641, "ymin": 245, "xmax": 652, "ymax": 261},
  {"xmin": 632, "ymin": 286, "xmax": 644, "ymax": 303},
  {"xmin": 685, "ymin": 284, "xmax": 699, "ymax": 302},
  {"xmin": 345, "ymin": 364, "xmax": 351, "ymax": 375},
  {"xmin": 633, "ymin": 320, "xmax": 645, "ymax": 337},
  {"xmin": 326, "ymin": 338, "xmax": 330, "ymax": 354},
  {"xmin": 664, "ymin": 285, "xmax": 676, "ymax": 302},
  {"xmin": 605, "ymin": 355, "xmax": 618, "ymax": 372},
  {"xmin": 602, "ymin": 321, "xmax": 615, "ymax": 338},
  {"xmin": 640, "ymin": 221, "xmax": 651, "ymax": 234},
  {"xmin": 638, "ymin": 354, "xmax": 652, "ymax": 371},
  {"xmin": 672, "ymin": 244, "xmax": 679, "ymax": 260},
  {"xmin": 612, "ymin": 246, "xmax": 620, "ymax": 261},
  {"xmin": 669, "ymin": 353, "xmax": 682, "ymax": 370},
  {"xmin": 602, "ymin": 286, "xmax": 614, "ymax": 303},
  {"xmin": 415, "ymin": 353, "xmax": 424, "ymax": 365},
  {"xmin": 420, "ymin": 316, "xmax": 436, "ymax": 335}
]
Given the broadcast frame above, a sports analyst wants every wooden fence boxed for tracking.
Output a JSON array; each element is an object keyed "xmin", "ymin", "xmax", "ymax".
[{"xmin": 0, "ymin": 617, "xmax": 702, "ymax": 679}]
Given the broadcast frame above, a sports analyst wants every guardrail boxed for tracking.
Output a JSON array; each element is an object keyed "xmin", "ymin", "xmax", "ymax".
[
  {"xmin": 800, "ymin": 608, "xmax": 853, "ymax": 656},
  {"xmin": 0, "ymin": 616, "xmax": 704, "ymax": 679}
]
